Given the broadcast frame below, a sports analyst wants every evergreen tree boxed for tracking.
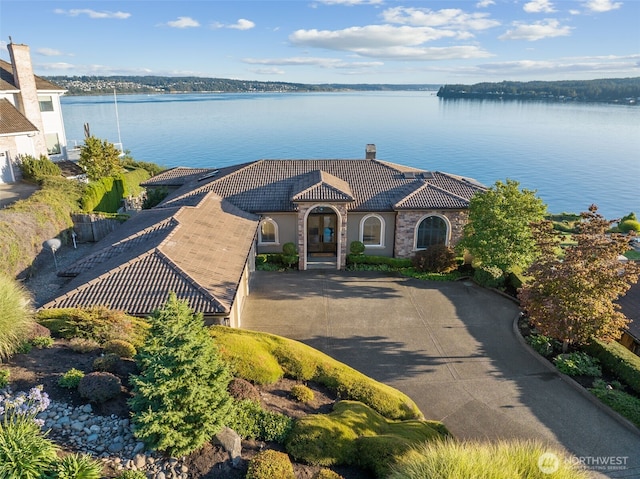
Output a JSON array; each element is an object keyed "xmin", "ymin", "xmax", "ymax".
[
  {"xmin": 78, "ymin": 136, "xmax": 122, "ymax": 181},
  {"xmin": 519, "ymin": 205, "xmax": 640, "ymax": 351},
  {"xmin": 458, "ymin": 179, "xmax": 547, "ymax": 274},
  {"xmin": 129, "ymin": 293, "xmax": 232, "ymax": 456}
]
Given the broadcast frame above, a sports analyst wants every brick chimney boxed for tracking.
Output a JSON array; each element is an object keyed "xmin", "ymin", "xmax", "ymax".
[
  {"xmin": 365, "ymin": 144, "xmax": 376, "ymax": 160},
  {"xmin": 8, "ymin": 42, "xmax": 48, "ymax": 156}
]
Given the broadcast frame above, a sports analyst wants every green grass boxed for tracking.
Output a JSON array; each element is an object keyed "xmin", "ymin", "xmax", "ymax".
[
  {"xmin": 211, "ymin": 327, "xmax": 423, "ymax": 421},
  {"xmin": 388, "ymin": 438, "xmax": 590, "ymax": 479},
  {"xmin": 285, "ymin": 401, "xmax": 448, "ymax": 476},
  {"xmin": 0, "ymin": 274, "xmax": 36, "ymax": 361}
]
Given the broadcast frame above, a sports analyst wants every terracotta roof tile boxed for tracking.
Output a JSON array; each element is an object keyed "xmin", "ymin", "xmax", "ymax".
[
  {"xmin": 291, "ymin": 170, "xmax": 354, "ymax": 202},
  {"xmin": 0, "ymin": 59, "xmax": 64, "ymax": 91}
]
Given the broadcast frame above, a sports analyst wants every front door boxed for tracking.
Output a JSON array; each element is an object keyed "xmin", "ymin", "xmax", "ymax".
[{"xmin": 307, "ymin": 208, "xmax": 337, "ymax": 256}]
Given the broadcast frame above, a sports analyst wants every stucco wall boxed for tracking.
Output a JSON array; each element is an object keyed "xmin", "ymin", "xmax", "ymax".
[
  {"xmin": 346, "ymin": 212, "xmax": 396, "ymax": 257},
  {"xmin": 256, "ymin": 212, "xmax": 297, "ymax": 254}
]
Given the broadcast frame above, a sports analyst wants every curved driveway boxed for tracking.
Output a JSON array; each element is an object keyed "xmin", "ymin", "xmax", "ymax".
[{"xmin": 241, "ymin": 271, "xmax": 640, "ymax": 478}]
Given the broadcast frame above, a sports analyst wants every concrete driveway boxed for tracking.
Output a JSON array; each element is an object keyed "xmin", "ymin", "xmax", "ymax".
[{"xmin": 241, "ymin": 270, "xmax": 640, "ymax": 478}]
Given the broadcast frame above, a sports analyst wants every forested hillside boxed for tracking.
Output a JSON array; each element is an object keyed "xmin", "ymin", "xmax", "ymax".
[{"xmin": 437, "ymin": 78, "xmax": 640, "ymax": 104}]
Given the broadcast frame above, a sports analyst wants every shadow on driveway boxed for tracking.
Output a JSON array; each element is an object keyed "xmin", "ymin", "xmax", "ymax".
[{"xmin": 242, "ymin": 271, "xmax": 640, "ymax": 478}]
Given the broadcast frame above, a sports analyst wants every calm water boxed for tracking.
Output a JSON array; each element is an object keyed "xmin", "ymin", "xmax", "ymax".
[{"xmin": 61, "ymin": 92, "xmax": 640, "ymax": 219}]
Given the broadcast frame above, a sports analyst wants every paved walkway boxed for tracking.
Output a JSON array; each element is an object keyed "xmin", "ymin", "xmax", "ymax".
[{"xmin": 241, "ymin": 271, "xmax": 640, "ymax": 478}]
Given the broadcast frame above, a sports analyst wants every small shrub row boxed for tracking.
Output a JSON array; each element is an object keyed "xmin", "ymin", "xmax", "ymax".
[
  {"xmin": 346, "ymin": 254, "xmax": 412, "ymax": 269},
  {"xmin": 590, "ymin": 380, "xmax": 640, "ymax": 428},
  {"xmin": 553, "ymin": 352, "xmax": 602, "ymax": 377},
  {"xmin": 584, "ymin": 339, "xmax": 640, "ymax": 396}
]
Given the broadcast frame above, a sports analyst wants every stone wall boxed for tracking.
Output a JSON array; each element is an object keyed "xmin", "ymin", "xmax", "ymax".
[{"xmin": 394, "ymin": 210, "xmax": 468, "ymax": 258}]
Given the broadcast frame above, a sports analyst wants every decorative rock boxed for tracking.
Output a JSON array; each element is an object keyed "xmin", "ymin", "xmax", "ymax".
[
  {"xmin": 214, "ymin": 427, "xmax": 242, "ymax": 466},
  {"xmin": 81, "ymin": 403, "xmax": 93, "ymax": 413}
]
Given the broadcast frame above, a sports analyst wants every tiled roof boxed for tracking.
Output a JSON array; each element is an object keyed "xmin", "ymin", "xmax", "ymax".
[
  {"xmin": 140, "ymin": 167, "xmax": 216, "ymax": 187},
  {"xmin": 0, "ymin": 98, "xmax": 38, "ymax": 135},
  {"xmin": 0, "ymin": 59, "xmax": 64, "ymax": 92},
  {"xmin": 55, "ymin": 160, "xmax": 85, "ymax": 178},
  {"xmin": 291, "ymin": 170, "xmax": 355, "ymax": 202},
  {"xmin": 394, "ymin": 182, "xmax": 471, "ymax": 210},
  {"xmin": 160, "ymin": 159, "xmax": 485, "ymax": 212},
  {"xmin": 43, "ymin": 193, "xmax": 258, "ymax": 316}
]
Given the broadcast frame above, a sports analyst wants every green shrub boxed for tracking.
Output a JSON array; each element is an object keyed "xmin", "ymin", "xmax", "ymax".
[
  {"xmin": 228, "ymin": 377, "xmax": 261, "ymax": 402},
  {"xmin": 47, "ymin": 453, "xmax": 103, "ymax": 479},
  {"xmin": 619, "ymin": 219, "xmax": 640, "ymax": 233},
  {"xmin": 103, "ymin": 339, "xmax": 136, "ymax": 358},
  {"xmin": 17, "ymin": 340, "xmax": 33, "ymax": 354},
  {"xmin": 526, "ymin": 334, "xmax": 557, "ymax": 357},
  {"xmin": 0, "ymin": 273, "xmax": 35, "ymax": 361},
  {"xmin": 0, "ymin": 369, "xmax": 9, "ymax": 388},
  {"xmin": 129, "ymin": 294, "xmax": 232, "ymax": 457},
  {"xmin": 58, "ymin": 368, "xmax": 86, "ymax": 389},
  {"xmin": 411, "ymin": 245, "xmax": 458, "ymax": 273},
  {"xmin": 313, "ymin": 470, "xmax": 344, "ymax": 479},
  {"xmin": 18, "ymin": 154, "xmax": 61, "ymax": 183},
  {"xmin": 473, "ymin": 265, "xmax": 505, "ymax": 288},
  {"xmin": 115, "ymin": 470, "xmax": 148, "ymax": 479},
  {"xmin": 290, "ymin": 384, "xmax": 315, "ymax": 403},
  {"xmin": 346, "ymin": 254, "xmax": 412, "ymax": 270},
  {"xmin": 227, "ymin": 399, "xmax": 293, "ymax": 443},
  {"xmin": 31, "ymin": 336, "xmax": 54, "ymax": 349},
  {"xmin": 78, "ymin": 371, "xmax": 122, "ymax": 403},
  {"xmin": 554, "ymin": 352, "xmax": 602, "ymax": 377},
  {"xmin": 281, "ymin": 242, "xmax": 298, "ymax": 269},
  {"xmin": 143, "ymin": 186, "xmax": 169, "ymax": 209},
  {"xmin": 37, "ymin": 307, "xmax": 149, "ymax": 347},
  {"xmin": 285, "ymin": 401, "xmax": 445, "ymax": 470},
  {"xmin": 246, "ymin": 449, "xmax": 295, "ymax": 479},
  {"xmin": 590, "ymin": 380, "xmax": 640, "ymax": 427},
  {"xmin": 211, "ymin": 326, "xmax": 423, "ymax": 421},
  {"xmin": 93, "ymin": 353, "xmax": 121, "ymax": 372},
  {"xmin": 388, "ymin": 438, "xmax": 590, "ymax": 479},
  {"xmin": 68, "ymin": 337, "xmax": 101, "ymax": 353},
  {"xmin": 585, "ymin": 339, "xmax": 640, "ymax": 395},
  {"xmin": 350, "ymin": 241, "xmax": 365, "ymax": 255}
]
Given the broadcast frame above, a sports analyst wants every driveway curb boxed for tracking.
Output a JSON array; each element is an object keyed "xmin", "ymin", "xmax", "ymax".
[{"xmin": 512, "ymin": 314, "xmax": 640, "ymax": 438}]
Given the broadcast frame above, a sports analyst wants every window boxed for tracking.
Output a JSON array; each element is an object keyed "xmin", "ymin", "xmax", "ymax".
[
  {"xmin": 415, "ymin": 215, "xmax": 448, "ymax": 250},
  {"xmin": 45, "ymin": 133, "xmax": 61, "ymax": 155},
  {"xmin": 38, "ymin": 96, "xmax": 54, "ymax": 112},
  {"xmin": 360, "ymin": 214, "xmax": 384, "ymax": 247},
  {"xmin": 259, "ymin": 218, "xmax": 278, "ymax": 244}
]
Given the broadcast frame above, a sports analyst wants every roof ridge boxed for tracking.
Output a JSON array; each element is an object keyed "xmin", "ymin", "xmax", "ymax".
[
  {"xmin": 425, "ymin": 180, "xmax": 475, "ymax": 202},
  {"xmin": 434, "ymin": 171, "xmax": 486, "ymax": 191}
]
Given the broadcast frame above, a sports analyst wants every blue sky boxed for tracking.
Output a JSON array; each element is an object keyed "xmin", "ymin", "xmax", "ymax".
[{"xmin": 1, "ymin": 0, "xmax": 638, "ymax": 84}]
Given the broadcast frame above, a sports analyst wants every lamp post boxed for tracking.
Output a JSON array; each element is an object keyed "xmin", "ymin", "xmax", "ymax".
[{"xmin": 44, "ymin": 238, "xmax": 62, "ymax": 270}]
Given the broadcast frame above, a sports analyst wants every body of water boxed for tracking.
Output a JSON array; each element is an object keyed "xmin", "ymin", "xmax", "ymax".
[{"xmin": 61, "ymin": 92, "xmax": 639, "ymax": 219}]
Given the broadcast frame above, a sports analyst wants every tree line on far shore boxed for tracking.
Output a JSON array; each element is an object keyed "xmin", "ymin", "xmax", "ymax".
[{"xmin": 437, "ymin": 77, "xmax": 640, "ymax": 104}]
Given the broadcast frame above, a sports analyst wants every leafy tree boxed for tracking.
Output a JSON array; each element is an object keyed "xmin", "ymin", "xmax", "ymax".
[
  {"xmin": 78, "ymin": 136, "xmax": 122, "ymax": 181},
  {"xmin": 128, "ymin": 293, "xmax": 232, "ymax": 456},
  {"xmin": 519, "ymin": 205, "xmax": 640, "ymax": 351},
  {"xmin": 457, "ymin": 179, "xmax": 547, "ymax": 274}
]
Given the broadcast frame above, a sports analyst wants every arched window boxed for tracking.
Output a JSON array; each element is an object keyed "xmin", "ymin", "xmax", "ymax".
[
  {"xmin": 415, "ymin": 215, "xmax": 448, "ymax": 250},
  {"xmin": 359, "ymin": 214, "xmax": 385, "ymax": 247},
  {"xmin": 259, "ymin": 218, "xmax": 278, "ymax": 244}
]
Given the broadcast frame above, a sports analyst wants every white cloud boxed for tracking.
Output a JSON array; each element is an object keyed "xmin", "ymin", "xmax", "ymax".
[
  {"xmin": 381, "ymin": 7, "xmax": 500, "ymax": 31},
  {"xmin": 523, "ymin": 0, "xmax": 556, "ymax": 13},
  {"xmin": 499, "ymin": 19, "xmax": 572, "ymax": 41},
  {"xmin": 248, "ymin": 67, "xmax": 285, "ymax": 75},
  {"xmin": 54, "ymin": 9, "xmax": 130, "ymax": 19},
  {"xmin": 583, "ymin": 0, "xmax": 622, "ymax": 12},
  {"xmin": 36, "ymin": 62, "xmax": 76, "ymax": 71},
  {"xmin": 36, "ymin": 48, "xmax": 64, "ymax": 56},
  {"xmin": 476, "ymin": 0, "xmax": 495, "ymax": 7},
  {"xmin": 212, "ymin": 18, "xmax": 256, "ymax": 30},
  {"xmin": 166, "ymin": 16, "xmax": 200, "ymax": 28},
  {"xmin": 472, "ymin": 54, "xmax": 640, "ymax": 75}
]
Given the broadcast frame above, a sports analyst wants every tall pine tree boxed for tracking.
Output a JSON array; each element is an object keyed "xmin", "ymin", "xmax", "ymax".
[{"xmin": 129, "ymin": 293, "xmax": 232, "ymax": 456}]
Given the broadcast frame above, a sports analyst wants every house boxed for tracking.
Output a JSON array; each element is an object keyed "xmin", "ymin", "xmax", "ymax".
[
  {"xmin": 619, "ymin": 279, "xmax": 640, "ymax": 356},
  {"xmin": 0, "ymin": 41, "xmax": 68, "ymax": 183},
  {"xmin": 41, "ymin": 146, "xmax": 485, "ymax": 326}
]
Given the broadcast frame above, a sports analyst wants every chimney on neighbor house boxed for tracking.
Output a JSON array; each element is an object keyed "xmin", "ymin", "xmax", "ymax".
[
  {"xmin": 8, "ymin": 41, "xmax": 48, "ymax": 156},
  {"xmin": 365, "ymin": 144, "xmax": 376, "ymax": 160}
]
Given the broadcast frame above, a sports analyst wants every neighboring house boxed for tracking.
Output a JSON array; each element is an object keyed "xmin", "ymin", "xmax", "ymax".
[
  {"xmin": 0, "ymin": 41, "xmax": 68, "ymax": 184},
  {"xmin": 41, "ymin": 146, "xmax": 485, "ymax": 326},
  {"xmin": 619, "ymin": 279, "xmax": 640, "ymax": 356}
]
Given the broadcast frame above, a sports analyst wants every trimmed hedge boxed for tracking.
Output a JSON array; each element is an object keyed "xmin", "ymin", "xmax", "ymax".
[
  {"xmin": 80, "ymin": 168, "xmax": 150, "ymax": 213},
  {"xmin": 346, "ymin": 254, "xmax": 412, "ymax": 269},
  {"xmin": 211, "ymin": 326, "xmax": 423, "ymax": 421},
  {"xmin": 584, "ymin": 339, "xmax": 640, "ymax": 396}
]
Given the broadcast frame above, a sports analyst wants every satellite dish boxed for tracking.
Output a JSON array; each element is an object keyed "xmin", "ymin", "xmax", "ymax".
[
  {"xmin": 44, "ymin": 238, "xmax": 62, "ymax": 252},
  {"xmin": 43, "ymin": 238, "xmax": 62, "ymax": 270}
]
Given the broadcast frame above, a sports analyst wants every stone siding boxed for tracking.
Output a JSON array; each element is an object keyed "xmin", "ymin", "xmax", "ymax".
[
  {"xmin": 394, "ymin": 210, "xmax": 468, "ymax": 258},
  {"xmin": 296, "ymin": 203, "xmax": 348, "ymax": 270}
]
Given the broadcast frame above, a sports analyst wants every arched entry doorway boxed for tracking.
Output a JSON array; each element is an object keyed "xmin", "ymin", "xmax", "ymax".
[{"xmin": 307, "ymin": 206, "xmax": 337, "ymax": 257}]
